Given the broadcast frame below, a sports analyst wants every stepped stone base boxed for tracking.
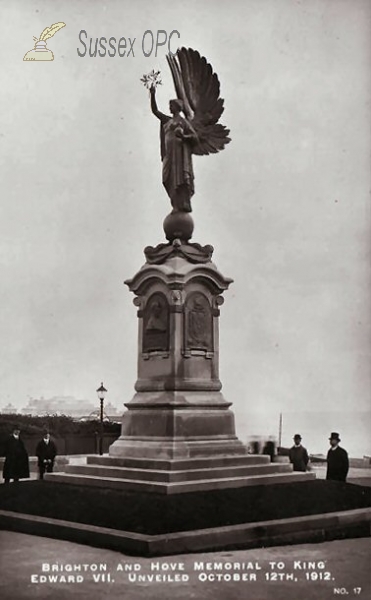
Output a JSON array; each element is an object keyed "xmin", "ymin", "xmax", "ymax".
[
  {"xmin": 109, "ymin": 437, "xmax": 247, "ymax": 460},
  {"xmin": 45, "ymin": 454, "xmax": 315, "ymax": 494}
]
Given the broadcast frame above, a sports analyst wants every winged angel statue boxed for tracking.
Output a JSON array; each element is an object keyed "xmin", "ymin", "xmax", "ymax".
[{"xmin": 146, "ymin": 48, "xmax": 231, "ymax": 213}]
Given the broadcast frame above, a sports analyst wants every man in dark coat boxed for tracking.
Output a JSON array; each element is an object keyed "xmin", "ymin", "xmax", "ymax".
[
  {"xmin": 289, "ymin": 434, "xmax": 309, "ymax": 472},
  {"xmin": 36, "ymin": 431, "xmax": 57, "ymax": 479},
  {"xmin": 3, "ymin": 426, "xmax": 30, "ymax": 483},
  {"xmin": 326, "ymin": 432, "xmax": 349, "ymax": 482}
]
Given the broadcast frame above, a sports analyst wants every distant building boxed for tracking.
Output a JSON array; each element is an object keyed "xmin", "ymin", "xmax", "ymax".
[
  {"xmin": 20, "ymin": 396, "xmax": 120, "ymax": 420},
  {"xmin": 80, "ymin": 403, "xmax": 122, "ymax": 423},
  {"xmin": 0, "ymin": 403, "xmax": 18, "ymax": 414}
]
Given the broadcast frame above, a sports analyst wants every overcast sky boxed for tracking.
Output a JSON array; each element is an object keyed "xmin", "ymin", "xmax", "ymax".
[{"xmin": 0, "ymin": 0, "xmax": 370, "ymax": 455}]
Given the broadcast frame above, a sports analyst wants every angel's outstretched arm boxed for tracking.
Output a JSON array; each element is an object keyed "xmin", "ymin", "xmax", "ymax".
[{"xmin": 150, "ymin": 88, "xmax": 168, "ymax": 123}]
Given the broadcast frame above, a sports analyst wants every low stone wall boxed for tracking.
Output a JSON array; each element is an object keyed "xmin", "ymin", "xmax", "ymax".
[
  {"xmin": 0, "ymin": 507, "xmax": 369, "ymax": 557},
  {"xmin": 0, "ymin": 433, "xmax": 119, "ymax": 458},
  {"xmin": 0, "ymin": 454, "xmax": 87, "ymax": 474}
]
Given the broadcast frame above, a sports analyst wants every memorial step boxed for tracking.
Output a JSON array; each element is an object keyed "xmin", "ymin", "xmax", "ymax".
[
  {"xmin": 63, "ymin": 461, "xmax": 292, "ymax": 483},
  {"xmin": 45, "ymin": 470, "xmax": 315, "ymax": 494},
  {"xmin": 87, "ymin": 453, "xmax": 271, "ymax": 470}
]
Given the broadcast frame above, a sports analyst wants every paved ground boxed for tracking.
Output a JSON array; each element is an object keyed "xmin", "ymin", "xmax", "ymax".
[
  {"xmin": 310, "ymin": 464, "xmax": 371, "ymax": 485},
  {"xmin": 0, "ymin": 531, "xmax": 370, "ymax": 600}
]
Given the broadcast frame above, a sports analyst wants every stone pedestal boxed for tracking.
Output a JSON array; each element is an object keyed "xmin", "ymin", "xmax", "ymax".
[
  {"xmin": 109, "ymin": 247, "xmax": 247, "ymax": 460},
  {"xmin": 47, "ymin": 239, "xmax": 315, "ymax": 492}
]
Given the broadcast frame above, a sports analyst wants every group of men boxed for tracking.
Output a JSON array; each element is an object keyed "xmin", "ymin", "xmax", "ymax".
[
  {"xmin": 2, "ymin": 426, "xmax": 350, "ymax": 483},
  {"xmin": 2, "ymin": 427, "xmax": 57, "ymax": 483},
  {"xmin": 289, "ymin": 432, "xmax": 349, "ymax": 482}
]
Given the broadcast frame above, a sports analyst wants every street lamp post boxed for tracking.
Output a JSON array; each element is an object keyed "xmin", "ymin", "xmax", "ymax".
[
  {"xmin": 96, "ymin": 382, "xmax": 107, "ymax": 455},
  {"xmin": 278, "ymin": 412, "xmax": 283, "ymax": 449}
]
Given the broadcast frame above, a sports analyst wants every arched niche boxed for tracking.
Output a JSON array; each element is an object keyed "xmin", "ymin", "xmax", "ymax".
[
  {"xmin": 184, "ymin": 291, "xmax": 213, "ymax": 354},
  {"xmin": 142, "ymin": 292, "xmax": 170, "ymax": 354}
]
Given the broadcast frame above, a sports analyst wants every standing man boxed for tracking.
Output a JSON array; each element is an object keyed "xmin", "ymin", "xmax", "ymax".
[
  {"xmin": 36, "ymin": 431, "xmax": 57, "ymax": 480},
  {"xmin": 326, "ymin": 432, "xmax": 349, "ymax": 482},
  {"xmin": 289, "ymin": 434, "xmax": 309, "ymax": 472},
  {"xmin": 3, "ymin": 425, "xmax": 30, "ymax": 483}
]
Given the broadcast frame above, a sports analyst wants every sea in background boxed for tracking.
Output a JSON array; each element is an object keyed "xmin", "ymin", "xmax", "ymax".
[{"xmin": 236, "ymin": 410, "xmax": 371, "ymax": 458}]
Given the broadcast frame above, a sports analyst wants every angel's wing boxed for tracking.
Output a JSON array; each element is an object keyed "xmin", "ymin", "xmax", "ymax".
[{"xmin": 166, "ymin": 48, "xmax": 231, "ymax": 156}]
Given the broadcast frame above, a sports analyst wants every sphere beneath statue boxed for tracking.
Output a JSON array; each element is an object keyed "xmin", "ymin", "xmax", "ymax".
[{"xmin": 163, "ymin": 211, "xmax": 194, "ymax": 243}]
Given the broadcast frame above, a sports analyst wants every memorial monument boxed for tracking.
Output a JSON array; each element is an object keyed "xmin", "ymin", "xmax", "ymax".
[
  {"xmin": 49, "ymin": 48, "xmax": 314, "ymax": 492},
  {"xmin": 110, "ymin": 47, "xmax": 243, "ymax": 462}
]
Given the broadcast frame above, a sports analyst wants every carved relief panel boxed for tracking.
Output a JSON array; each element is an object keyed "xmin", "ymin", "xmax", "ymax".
[
  {"xmin": 142, "ymin": 292, "xmax": 169, "ymax": 353},
  {"xmin": 184, "ymin": 292, "xmax": 213, "ymax": 354}
]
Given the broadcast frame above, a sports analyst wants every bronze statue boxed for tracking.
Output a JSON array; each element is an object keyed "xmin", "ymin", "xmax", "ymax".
[{"xmin": 143, "ymin": 48, "xmax": 231, "ymax": 214}]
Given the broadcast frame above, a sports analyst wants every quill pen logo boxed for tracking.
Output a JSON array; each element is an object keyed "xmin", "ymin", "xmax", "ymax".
[{"xmin": 23, "ymin": 22, "xmax": 66, "ymax": 61}]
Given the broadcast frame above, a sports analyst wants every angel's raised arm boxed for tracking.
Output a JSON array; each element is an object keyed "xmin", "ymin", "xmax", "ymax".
[{"xmin": 150, "ymin": 88, "xmax": 169, "ymax": 123}]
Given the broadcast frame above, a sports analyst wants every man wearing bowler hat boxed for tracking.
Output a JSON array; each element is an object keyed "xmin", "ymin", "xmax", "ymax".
[
  {"xmin": 36, "ymin": 431, "xmax": 57, "ymax": 480},
  {"xmin": 289, "ymin": 434, "xmax": 309, "ymax": 472},
  {"xmin": 326, "ymin": 432, "xmax": 349, "ymax": 482}
]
